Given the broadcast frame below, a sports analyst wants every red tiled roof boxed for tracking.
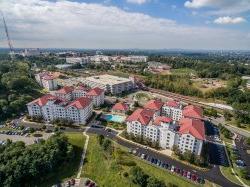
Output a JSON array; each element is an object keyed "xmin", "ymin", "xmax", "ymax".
[
  {"xmin": 144, "ymin": 99, "xmax": 163, "ymax": 111},
  {"xmin": 165, "ymin": 100, "xmax": 179, "ymax": 108},
  {"xmin": 74, "ymin": 85, "xmax": 89, "ymax": 91},
  {"xmin": 112, "ymin": 102, "xmax": 129, "ymax": 111},
  {"xmin": 154, "ymin": 116, "xmax": 172, "ymax": 126},
  {"xmin": 27, "ymin": 94, "xmax": 57, "ymax": 106},
  {"xmin": 66, "ymin": 97, "xmax": 92, "ymax": 109},
  {"xmin": 182, "ymin": 105, "xmax": 203, "ymax": 119},
  {"xmin": 126, "ymin": 108, "xmax": 154, "ymax": 125},
  {"xmin": 42, "ymin": 75, "xmax": 55, "ymax": 80},
  {"xmin": 87, "ymin": 87, "xmax": 104, "ymax": 96},
  {"xmin": 179, "ymin": 118, "xmax": 205, "ymax": 140},
  {"xmin": 56, "ymin": 86, "xmax": 74, "ymax": 94}
]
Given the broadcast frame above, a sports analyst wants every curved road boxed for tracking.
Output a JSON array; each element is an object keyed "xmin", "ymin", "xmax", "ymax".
[{"xmin": 87, "ymin": 127, "xmax": 241, "ymax": 187}]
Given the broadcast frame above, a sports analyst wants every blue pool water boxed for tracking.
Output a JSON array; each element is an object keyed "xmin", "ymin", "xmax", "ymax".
[{"xmin": 102, "ymin": 114, "xmax": 126, "ymax": 123}]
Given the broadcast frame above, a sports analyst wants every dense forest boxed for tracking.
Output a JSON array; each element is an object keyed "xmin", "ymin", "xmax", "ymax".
[
  {"xmin": 0, "ymin": 60, "xmax": 41, "ymax": 122},
  {"xmin": 0, "ymin": 134, "xmax": 75, "ymax": 186}
]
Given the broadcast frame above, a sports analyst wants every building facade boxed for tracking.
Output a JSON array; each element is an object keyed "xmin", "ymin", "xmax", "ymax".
[
  {"xmin": 126, "ymin": 101, "xmax": 205, "ymax": 155},
  {"xmin": 54, "ymin": 86, "xmax": 104, "ymax": 107},
  {"xmin": 35, "ymin": 72, "xmax": 59, "ymax": 91},
  {"xmin": 162, "ymin": 101, "xmax": 183, "ymax": 121},
  {"xmin": 27, "ymin": 95, "xmax": 93, "ymax": 124}
]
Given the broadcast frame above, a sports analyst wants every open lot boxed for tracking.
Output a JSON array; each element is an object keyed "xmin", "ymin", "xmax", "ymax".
[{"xmin": 192, "ymin": 78, "xmax": 226, "ymax": 93}]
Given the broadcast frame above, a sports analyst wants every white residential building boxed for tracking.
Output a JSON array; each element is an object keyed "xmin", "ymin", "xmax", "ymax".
[
  {"xmin": 84, "ymin": 74, "xmax": 134, "ymax": 95},
  {"xmin": 35, "ymin": 72, "xmax": 59, "ymax": 91},
  {"xmin": 126, "ymin": 106, "xmax": 205, "ymax": 155},
  {"xmin": 162, "ymin": 100, "xmax": 183, "ymax": 121},
  {"xmin": 66, "ymin": 57, "xmax": 83, "ymax": 64},
  {"xmin": 120, "ymin": 55, "xmax": 148, "ymax": 63},
  {"xmin": 54, "ymin": 86, "xmax": 104, "ymax": 107},
  {"xmin": 27, "ymin": 95, "xmax": 93, "ymax": 124},
  {"xmin": 86, "ymin": 87, "xmax": 105, "ymax": 107}
]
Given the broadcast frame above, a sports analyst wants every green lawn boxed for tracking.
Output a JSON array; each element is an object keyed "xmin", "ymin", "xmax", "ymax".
[
  {"xmin": 171, "ymin": 68, "xmax": 197, "ymax": 76},
  {"xmin": 82, "ymin": 135, "xmax": 215, "ymax": 187},
  {"xmin": 220, "ymin": 166, "xmax": 242, "ymax": 186},
  {"xmin": 39, "ymin": 132, "xmax": 85, "ymax": 187}
]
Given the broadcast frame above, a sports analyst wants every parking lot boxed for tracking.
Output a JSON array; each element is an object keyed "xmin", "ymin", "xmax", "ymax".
[
  {"xmin": 234, "ymin": 136, "xmax": 250, "ymax": 172},
  {"xmin": 130, "ymin": 148, "xmax": 205, "ymax": 184},
  {"xmin": 205, "ymin": 120, "xmax": 222, "ymax": 143},
  {"xmin": 207, "ymin": 142, "xmax": 229, "ymax": 166},
  {"xmin": 0, "ymin": 133, "xmax": 51, "ymax": 145},
  {"xmin": 0, "ymin": 124, "xmax": 52, "ymax": 145}
]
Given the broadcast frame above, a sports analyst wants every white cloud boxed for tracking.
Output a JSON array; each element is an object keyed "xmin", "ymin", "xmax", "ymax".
[
  {"xmin": 126, "ymin": 0, "xmax": 149, "ymax": 5},
  {"xmin": 214, "ymin": 16, "xmax": 246, "ymax": 24},
  {"xmin": 0, "ymin": 0, "xmax": 249, "ymax": 50},
  {"xmin": 184, "ymin": 0, "xmax": 250, "ymax": 15}
]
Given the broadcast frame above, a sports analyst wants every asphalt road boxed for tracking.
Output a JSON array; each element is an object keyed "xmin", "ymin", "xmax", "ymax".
[
  {"xmin": 87, "ymin": 127, "xmax": 240, "ymax": 187},
  {"xmin": 235, "ymin": 136, "xmax": 250, "ymax": 173}
]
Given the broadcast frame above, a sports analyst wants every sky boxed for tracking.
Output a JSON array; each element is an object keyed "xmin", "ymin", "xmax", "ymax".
[{"xmin": 0, "ymin": 0, "xmax": 250, "ymax": 50}]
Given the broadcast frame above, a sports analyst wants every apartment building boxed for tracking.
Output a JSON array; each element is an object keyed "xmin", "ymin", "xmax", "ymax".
[
  {"xmin": 178, "ymin": 118, "xmax": 205, "ymax": 155},
  {"xmin": 86, "ymin": 87, "xmax": 105, "ymax": 107},
  {"xmin": 35, "ymin": 72, "xmax": 59, "ymax": 91},
  {"xmin": 27, "ymin": 94, "xmax": 93, "ymax": 124},
  {"xmin": 144, "ymin": 99, "xmax": 164, "ymax": 117},
  {"xmin": 84, "ymin": 74, "xmax": 134, "ymax": 95},
  {"xmin": 182, "ymin": 105, "xmax": 203, "ymax": 120},
  {"xmin": 54, "ymin": 86, "xmax": 104, "ymax": 107},
  {"xmin": 126, "ymin": 101, "xmax": 205, "ymax": 155},
  {"xmin": 162, "ymin": 100, "xmax": 183, "ymax": 121}
]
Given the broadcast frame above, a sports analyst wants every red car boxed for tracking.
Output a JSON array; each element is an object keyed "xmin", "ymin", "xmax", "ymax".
[
  {"xmin": 182, "ymin": 170, "xmax": 187, "ymax": 177},
  {"xmin": 191, "ymin": 174, "xmax": 197, "ymax": 182}
]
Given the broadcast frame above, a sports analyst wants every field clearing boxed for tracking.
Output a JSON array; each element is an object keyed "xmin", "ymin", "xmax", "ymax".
[
  {"xmin": 192, "ymin": 78, "xmax": 227, "ymax": 93},
  {"xmin": 171, "ymin": 68, "xmax": 197, "ymax": 76}
]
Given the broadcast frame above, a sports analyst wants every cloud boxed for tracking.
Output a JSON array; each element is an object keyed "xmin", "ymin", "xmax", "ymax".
[
  {"xmin": 184, "ymin": 0, "xmax": 250, "ymax": 15},
  {"xmin": 126, "ymin": 0, "xmax": 150, "ymax": 5},
  {"xmin": 0, "ymin": 0, "xmax": 249, "ymax": 50},
  {"xmin": 214, "ymin": 16, "xmax": 246, "ymax": 24}
]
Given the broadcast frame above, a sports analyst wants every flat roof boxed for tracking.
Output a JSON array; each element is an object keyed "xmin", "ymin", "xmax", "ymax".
[{"xmin": 85, "ymin": 74, "xmax": 131, "ymax": 85}]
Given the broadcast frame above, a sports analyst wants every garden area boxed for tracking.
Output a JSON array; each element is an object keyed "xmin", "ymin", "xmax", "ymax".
[{"xmin": 82, "ymin": 134, "xmax": 215, "ymax": 187}]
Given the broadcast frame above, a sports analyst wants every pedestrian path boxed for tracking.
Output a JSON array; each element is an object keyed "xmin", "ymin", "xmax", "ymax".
[{"xmin": 77, "ymin": 127, "xmax": 89, "ymax": 178}]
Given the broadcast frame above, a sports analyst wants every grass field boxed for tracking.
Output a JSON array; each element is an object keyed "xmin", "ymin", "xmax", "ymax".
[
  {"xmin": 82, "ymin": 135, "xmax": 216, "ymax": 187},
  {"xmin": 39, "ymin": 132, "xmax": 85, "ymax": 187},
  {"xmin": 171, "ymin": 68, "xmax": 197, "ymax": 77}
]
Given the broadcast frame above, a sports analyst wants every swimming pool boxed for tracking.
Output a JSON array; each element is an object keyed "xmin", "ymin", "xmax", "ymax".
[{"xmin": 101, "ymin": 114, "xmax": 126, "ymax": 123}]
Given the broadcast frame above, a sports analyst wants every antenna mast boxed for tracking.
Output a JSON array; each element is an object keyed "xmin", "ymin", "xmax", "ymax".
[{"xmin": 1, "ymin": 11, "xmax": 14, "ymax": 58}]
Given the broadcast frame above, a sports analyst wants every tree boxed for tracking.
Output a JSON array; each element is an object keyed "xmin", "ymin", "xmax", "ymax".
[
  {"xmin": 147, "ymin": 176, "xmax": 166, "ymax": 187},
  {"xmin": 97, "ymin": 135, "xmax": 105, "ymax": 145},
  {"xmin": 102, "ymin": 139, "xmax": 112, "ymax": 152},
  {"xmin": 130, "ymin": 166, "xmax": 149, "ymax": 187}
]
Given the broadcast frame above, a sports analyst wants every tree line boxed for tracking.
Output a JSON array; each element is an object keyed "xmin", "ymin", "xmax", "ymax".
[
  {"xmin": 0, "ymin": 134, "xmax": 75, "ymax": 186},
  {"xmin": 0, "ymin": 60, "xmax": 42, "ymax": 122}
]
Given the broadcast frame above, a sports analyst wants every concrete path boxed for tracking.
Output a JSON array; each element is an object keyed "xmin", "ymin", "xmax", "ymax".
[{"xmin": 77, "ymin": 127, "xmax": 90, "ymax": 178}]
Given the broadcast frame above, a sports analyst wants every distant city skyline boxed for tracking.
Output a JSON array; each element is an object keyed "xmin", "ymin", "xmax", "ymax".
[{"xmin": 0, "ymin": 0, "xmax": 250, "ymax": 50}]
